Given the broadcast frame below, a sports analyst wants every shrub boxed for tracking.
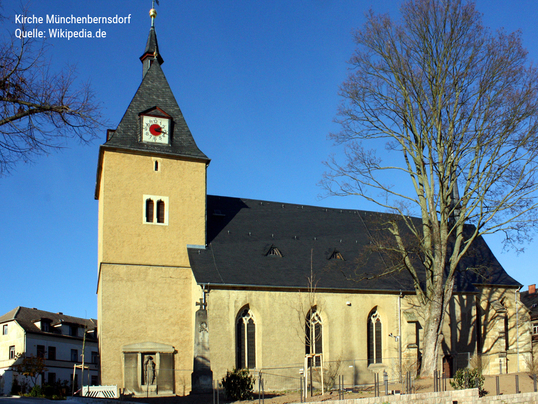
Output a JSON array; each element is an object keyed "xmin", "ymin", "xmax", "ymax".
[
  {"xmin": 28, "ymin": 384, "xmax": 43, "ymax": 397},
  {"xmin": 450, "ymin": 367, "xmax": 484, "ymax": 395},
  {"xmin": 221, "ymin": 368, "xmax": 254, "ymax": 401}
]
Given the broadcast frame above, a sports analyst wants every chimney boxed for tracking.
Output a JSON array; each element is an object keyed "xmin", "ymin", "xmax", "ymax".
[{"xmin": 529, "ymin": 284, "xmax": 536, "ymax": 294}]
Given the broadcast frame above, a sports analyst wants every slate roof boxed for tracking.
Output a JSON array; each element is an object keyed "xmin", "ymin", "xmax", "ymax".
[
  {"xmin": 187, "ymin": 196, "xmax": 521, "ymax": 293},
  {"xmin": 521, "ymin": 289, "xmax": 538, "ymax": 321},
  {"xmin": 101, "ymin": 27, "xmax": 208, "ymax": 162},
  {"xmin": 0, "ymin": 307, "xmax": 97, "ymax": 337},
  {"xmin": 140, "ymin": 26, "xmax": 164, "ymax": 66}
]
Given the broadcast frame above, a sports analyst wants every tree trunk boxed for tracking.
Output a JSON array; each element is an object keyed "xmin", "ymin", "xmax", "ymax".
[{"xmin": 420, "ymin": 296, "xmax": 444, "ymax": 378}]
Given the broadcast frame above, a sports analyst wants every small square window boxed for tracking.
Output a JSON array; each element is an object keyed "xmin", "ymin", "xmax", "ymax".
[{"xmin": 2, "ymin": 324, "xmax": 7, "ymax": 335}]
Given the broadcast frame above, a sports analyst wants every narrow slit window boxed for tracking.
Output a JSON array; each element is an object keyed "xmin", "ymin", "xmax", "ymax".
[{"xmin": 154, "ymin": 161, "xmax": 159, "ymax": 171}]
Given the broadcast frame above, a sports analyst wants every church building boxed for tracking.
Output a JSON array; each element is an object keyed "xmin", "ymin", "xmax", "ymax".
[{"xmin": 95, "ymin": 9, "xmax": 532, "ymax": 396}]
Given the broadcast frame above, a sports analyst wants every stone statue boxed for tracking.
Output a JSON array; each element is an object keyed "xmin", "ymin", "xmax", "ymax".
[{"xmin": 145, "ymin": 356, "xmax": 155, "ymax": 385}]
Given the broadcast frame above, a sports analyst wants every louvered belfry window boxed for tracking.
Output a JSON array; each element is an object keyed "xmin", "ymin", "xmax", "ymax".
[
  {"xmin": 156, "ymin": 200, "xmax": 165, "ymax": 223},
  {"xmin": 146, "ymin": 199, "xmax": 154, "ymax": 223},
  {"xmin": 367, "ymin": 309, "xmax": 382, "ymax": 365},
  {"xmin": 236, "ymin": 307, "xmax": 256, "ymax": 369}
]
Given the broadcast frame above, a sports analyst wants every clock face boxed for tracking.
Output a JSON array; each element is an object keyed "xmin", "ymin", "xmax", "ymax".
[{"xmin": 142, "ymin": 116, "xmax": 170, "ymax": 144}]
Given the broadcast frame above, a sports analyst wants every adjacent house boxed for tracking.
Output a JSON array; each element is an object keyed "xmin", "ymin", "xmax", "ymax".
[{"xmin": 0, "ymin": 307, "xmax": 98, "ymax": 395}]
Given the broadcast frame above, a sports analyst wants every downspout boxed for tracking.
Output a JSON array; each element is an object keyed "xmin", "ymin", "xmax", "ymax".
[
  {"xmin": 514, "ymin": 286, "xmax": 521, "ymax": 373},
  {"xmin": 399, "ymin": 290, "xmax": 402, "ymax": 383}
]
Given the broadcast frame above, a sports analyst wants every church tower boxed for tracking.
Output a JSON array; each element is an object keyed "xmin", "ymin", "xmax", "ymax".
[{"xmin": 95, "ymin": 6, "xmax": 209, "ymax": 395}]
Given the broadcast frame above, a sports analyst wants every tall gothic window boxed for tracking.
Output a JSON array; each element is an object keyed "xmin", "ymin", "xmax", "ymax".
[
  {"xmin": 305, "ymin": 307, "xmax": 322, "ymax": 367},
  {"xmin": 236, "ymin": 307, "xmax": 256, "ymax": 369},
  {"xmin": 367, "ymin": 308, "xmax": 382, "ymax": 365},
  {"xmin": 156, "ymin": 200, "xmax": 165, "ymax": 223}
]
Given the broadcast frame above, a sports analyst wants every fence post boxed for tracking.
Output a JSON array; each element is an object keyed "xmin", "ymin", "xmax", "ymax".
[
  {"xmin": 496, "ymin": 375, "xmax": 500, "ymax": 396},
  {"xmin": 384, "ymin": 370, "xmax": 388, "ymax": 396},
  {"xmin": 515, "ymin": 374, "xmax": 519, "ymax": 394}
]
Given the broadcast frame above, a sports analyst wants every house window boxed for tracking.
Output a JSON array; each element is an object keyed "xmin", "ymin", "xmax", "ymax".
[
  {"xmin": 48, "ymin": 346, "xmax": 56, "ymax": 360},
  {"xmin": 41, "ymin": 320, "xmax": 50, "ymax": 332},
  {"xmin": 48, "ymin": 372, "xmax": 56, "ymax": 385},
  {"xmin": 305, "ymin": 307, "xmax": 322, "ymax": 367},
  {"xmin": 70, "ymin": 325, "xmax": 78, "ymax": 337},
  {"xmin": 143, "ymin": 195, "xmax": 168, "ymax": 225},
  {"xmin": 533, "ymin": 323, "xmax": 538, "ymax": 335},
  {"xmin": 3, "ymin": 324, "xmax": 7, "ymax": 335},
  {"xmin": 236, "ymin": 307, "xmax": 256, "ymax": 369},
  {"xmin": 9, "ymin": 345, "xmax": 15, "ymax": 359},
  {"xmin": 91, "ymin": 375, "xmax": 99, "ymax": 386},
  {"xmin": 71, "ymin": 349, "xmax": 78, "ymax": 362},
  {"xmin": 37, "ymin": 345, "xmax": 45, "ymax": 359},
  {"xmin": 91, "ymin": 351, "xmax": 99, "ymax": 364},
  {"xmin": 368, "ymin": 308, "xmax": 382, "ymax": 365}
]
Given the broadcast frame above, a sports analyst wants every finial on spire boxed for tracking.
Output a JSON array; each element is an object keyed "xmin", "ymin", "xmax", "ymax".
[{"xmin": 149, "ymin": 0, "xmax": 159, "ymax": 27}]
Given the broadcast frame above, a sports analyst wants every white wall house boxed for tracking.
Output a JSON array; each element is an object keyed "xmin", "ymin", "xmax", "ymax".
[{"xmin": 0, "ymin": 307, "xmax": 98, "ymax": 395}]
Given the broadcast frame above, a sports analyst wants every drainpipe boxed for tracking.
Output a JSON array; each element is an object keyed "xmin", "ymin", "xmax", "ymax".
[
  {"xmin": 514, "ymin": 286, "xmax": 521, "ymax": 373},
  {"xmin": 399, "ymin": 291, "xmax": 402, "ymax": 383}
]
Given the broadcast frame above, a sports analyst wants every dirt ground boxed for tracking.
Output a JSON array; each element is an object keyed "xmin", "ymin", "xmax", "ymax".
[{"xmin": 130, "ymin": 372, "xmax": 538, "ymax": 404}]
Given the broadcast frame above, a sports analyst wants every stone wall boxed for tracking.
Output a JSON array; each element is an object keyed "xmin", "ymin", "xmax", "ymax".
[{"xmin": 291, "ymin": 389, "xmax": 538, "ymax": 404}]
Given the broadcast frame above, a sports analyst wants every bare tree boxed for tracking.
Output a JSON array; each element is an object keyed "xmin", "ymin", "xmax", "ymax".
[
  {"xmin": 323, "ymin": 0, "xmax": 538, "ymax": 377},
  {"xmin": 0, "ymin": 15, "xmax": 103, "ymax": 176}
]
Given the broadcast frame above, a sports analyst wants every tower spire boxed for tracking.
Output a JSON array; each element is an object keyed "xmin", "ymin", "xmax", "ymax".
[{"xmin": 140, "ymin": 0, "xmax": 163, "ymax": 77}]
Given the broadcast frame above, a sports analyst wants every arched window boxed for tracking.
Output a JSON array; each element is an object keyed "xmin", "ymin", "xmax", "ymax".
[
  {"xmin": 143, "ymin": 195, "xmax": 168, "ymax": 225},
  {"xmin": 236, "ymin": 307, "xmax": 256, "ymax": 369},
  {"xmin": 367, "ymin": 308, "xmax": 382, "ymax": 365},
  {"xmin": 305, "ymin": 307, "xmax": 322, "ymax": 366},
  {"xmin": 145, "ymin": 199, "xmax": 154, "ymax": 223},
  {"xmin": 156, "ymin": 200, "xmax": 165, "ymax": 223}
]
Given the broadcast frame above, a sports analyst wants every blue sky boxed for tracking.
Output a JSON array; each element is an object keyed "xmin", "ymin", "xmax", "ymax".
[{"xmin": 2, "ymin": 1, "xmax": 538, "ymax": 320}]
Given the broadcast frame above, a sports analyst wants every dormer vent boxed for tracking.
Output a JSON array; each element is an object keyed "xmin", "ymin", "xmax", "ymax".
[{"xmin": 264, "ymin": 244, "xmax": 283, "ymax": 257}]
